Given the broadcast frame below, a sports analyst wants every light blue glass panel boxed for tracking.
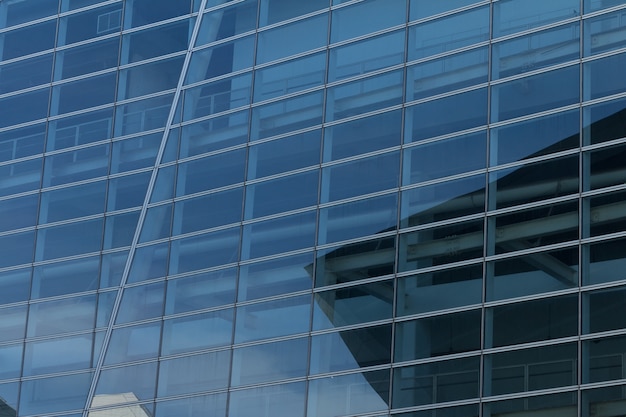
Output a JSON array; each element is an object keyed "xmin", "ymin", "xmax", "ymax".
[
  {"xmin": 247, "ymin": 129, "xmax": 321, "ymax": 179},
  {"xmin": 173, "ymin": 188, "xmax": 243, "ymax": 235},
  {"xmin": 107, "ymin": 171, "xmax": 151, "ymax": 211},
  {"xmin": 180, "ymin": 110, "xmax": 249, "ymax": 156},
  {"xmin": 410, "ymin": 0, "xmax": 482, "ymax": 20},
  {"xmin": 96, "ymin": 362, "xmax": 158, "ymax": 402},
  {"xmin": 48, "ymin": 109, "xmax": 114, "ymax": 151},
  {"xmin": 321, "ymin": 151, "xmax": 400, "ymax": 202},
  {"xmin": 584, "ymin": 52, "xmax": 626, "ymax": 101},
  {"xmin": 104, "ymin": 322, "xmax": 161, "ymax": 364},
  {"xmin": 329, "ymin": 30, "xmax": 405, "ymax": 82},
  {"xmin": 318, "ymin": 194, "xmax": 398, "ymax": 245},
  {"xmin": 0, "ymin": 193, "xmax": 39, "ymax": 232},
  {"xmin": 0, "ymin": 268, "xmax": 31, "ymax": 305},
  {"xmin": 0, "ymin": 123, "xmax": 45, "ymax": 162},
  {"xmin": 0, "ymin": 54, "xmax": 53, "ymax": 94},
  {"xmin": 250, "ymin": 90, "xmax": 324, "ymax": 140},
  {"xmin": 245, "ymin": 171, "xmax": 319, "ymax": 219},
  {"xmin": 238, "ymin": 252, "xmax": 314, "ymax": 301},
  {"xmin": 331, "ymin": 0, "xmax": 405, "ymax": 43},
  {"xmin": 0, "ymin": 343, "xmax": 22, "ymax": 380},
  {"xmin": 326, "ymin": 69, "xmax": 404, "ymax": 122},
  {"xmin": 127, "ymin": 242, "xmax": 169, "ymax": 283},
  {"xmin": 118, "ymin": 56, "xmax": 185, "ymax": 100},
  {"xmin": 259, "ymin": 0, "xmax": 327, "ymax": 26},
  {"xmin": 323, "ymin": 110, "xmax": 401, "ymax": 161},
  {"xmin": 139, "ymin": 203, "xmax": 172, "ymax": 242},
  {"xmin": 0, "ymin": 89, "xmax": 49, "ymax": 129},
  {"xmin": 165, "ymin": 268, "xmax": 236, "ymax": 314},
  {"xmin": 0, "ymin": 305, "xmax": 27, "ymax": 343},
  {"xmin": 0, "ymin": 231, "xmax": 35, "ymax": 269},
  {"xmin": 2, "ymin": 0, "xmax": 59, "ymax": 27},
  {"xmin": 23, "ymin": 334, "xmax": 93, "ymax": 376},
  {"xmin": 56, "ymin": 38, "xmax": 120, "ymax": 80},
  {"xmin": 58, "ymin": 3, "xmax": 122, "ymax": 46},
  {"xmin": 114, "ymin": 93, "xmax": 174, "ymax": 136},
  {"xmin": 584, "ymin": 0, "xmax": 626, "ymax": 12},
  {"xmin": 104, "ymin": 211, "xmax": 139, "ymax": 249},
  {"xmin": 18, "ymin": 372, "xmax": 92, "ymax": 416},
  {"xmin": 125, "ymin": 0, "xmax": 192, "ymax": 29},
  {"xmin": 407, "ymin": 47, "xmax": 489, "ymax": 100},
  {"xmin": 186, "ymin": 35, "xmax": 255, "ymax": 84},
  {"xmin": 196, "ymin": 0, "xmax": 258, "ymax": 46},
  {"xmin": 583, "ymin": 96, "xmax": 626, "ymax": 145},
  {"xmin": 254, "ymin": 53, "xmax": 326, "ymax": 102},
  {"xmin": 408, "ymin": 6, "xmax": 489, "ymax": 60},
  {"xmin": 493, "ymin": 0, "xmax": 580, "ymax": 37},
  {"xmin": 234, "ymin": 295, "xmax": 311, "ymax": 343},
  {"xmin": 121, "ymin": 19, "xmax": 192, "ymax": 65},
  {"xmin": 405, "ymin": 87, "xmax": 488, "ymax": 141},
  {"xmin": 155, "ymin": 392, "xmax": 227, "ymax": 417},
  {"xmin": 242, "ymin": 211, "xmax": 317, "ymax": 259},
  {"xmin": 493, "ymin": 23, "xmax": 579, "ymax": 80},
  {"xmin": 0, "ymin": 20, "xmax": 56, "ymax": 60},
  {"xmin": 27, "ymin": 295, "xmax": 97, "ymax": 337},
  {"xmin": 158, "ymin": 350, "xmax": 231, "ymax": 396},
  {"xmin": 403, "ymin": 131, "xmax": 487, "ymax": 185},
  {"xmin": 100, "ymin": 250, "xmax": 128, "ymax": 288},
  {"xmin": 585, "ymin": 8, "xmax": 626, "ymax": 57},
  {"xmin": 228, "ymin": 382, "xmax": 306, "ymax": 417},
  {"xmin": 39, "ymin": 180, "xmax": 106, "ymax": 223},
  {"xmin": 116, "ymin": 281, "xmax": 165, "ymax": 324},
  {"xmin": 36, "ymin": 218, "xmax": 103, "ymax": 261},
  {"xmin": 161, "ymin": 309, "xmax": 234, "ymax": 354},
  {"xmin": 150, "ymin": 165, "xmax": 176, "ymax": 203},
  {"xmin": 31, "ymin": 256, "xmax": 100, "ymax": 299},
  {"xmin": 42, "ymin": 144, "xmax": 110, "ymax": 186},
  {"xmin": 307, "ymin": 370, "xmax": 390, "ymax": 417},
  {"xmin": 169, "ymin": 228, "xmax": 240, "ymax": 274},
  {"xmin": 231, "ymin": 338, "xmax": 308, "ymax": 386},
  {"xmin": 96, "ymin": 290, "xmax": 117, "ymax": 327},
  {"xmin": 176, "ymin": 148, "xmax": 246, "ymax": 195},
  {"xmin": 256, "ymin": 14, "xmax": 327, "ymax": 64}
]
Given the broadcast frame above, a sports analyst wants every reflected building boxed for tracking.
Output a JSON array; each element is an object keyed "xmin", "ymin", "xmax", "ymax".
[{"xmin": 1, "ymin": 1, "xmax": 626, "ymax": 417}]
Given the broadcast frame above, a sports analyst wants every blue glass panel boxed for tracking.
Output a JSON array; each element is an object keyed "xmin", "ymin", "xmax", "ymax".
[
  {"xmin": 196, "ymin": 0, "xmax": 258, "ymax": 46},
  {"xmin": 116, "ymin": 281, "xmax": 165, "ymax": 324},
  {"xmin": 96, "ymin": 290, "xmax": 117, "ymax": 327},
  {"xmin": 0, "ymin": 54, "xmax": 53, "ymax": 94},
  {"xmin": 53, "ymin": 73, "xmax": 117, "ymax": 115},
  {"xmin": 403, "ymin": 131, "xmax": 487, "ymax": 185},
  {"xmin": 0, "ymin": 343, "xmax": 22, "ymax": 379},
  {"xmin": 231, "ymin": 338, "xmax": 308, "ymax": 386},
  {"xmin": 42, "ymin": 144, "xmax": 110, "ymax": 186},
  {"xmin": 259, "ymin": 0, "xmax": 327, "ymax": 26},
  {"xmin": 36, "ymin": 218, "xmax": 103, "ymax": 261},
  {"xmin": 250, "ymin": 90, "xmax": 324, "ymax": 141},
  {"xmin": 405, "ymin": 88, "xmax": 488, "ymax": 141},
  {"xmin": 119, "ymin": 56, "xmax": 185, "ymax": 100},
  {"xmin": 48, "ymin": 108, "xmax": 114, "ymax": 151},
  {"xmin": 158, "ymin": 350, "xmax": 231, "ymax": 396},
  {"xmin": 321, "ymin": 151, "xmax": 400, "ymax": 202},
  {"xmin": 104, "ymin": 211, "xmax": 140, "ymax": 249},
  {"xmin": 155, "ymin": 392, "xmax": 227, "ymax": 417},
  {"xmin": 173, "ymin": 187, "xmax": 243, "ymax": 235},
  {"xmin": 247, "ymin": 129, "xmax": 321, "ymax": 178},
  {"xmin": 0, "ymin": 231, "xmax": 35, "ymax": 269},
  {"xmin": 32, "ymin": 256, "xmax": 100, "ymax": 299},
  {"xmin": 127, "ymin": 242, "xmax": 169, "ymax": 283},
  {"xmin": 104, "ymin": 322, "xmax": 161, "ymax": 364},
  {"xmin": 245, "ymin": 171, "xmax": 319, "ymax": 219},
  {"xmin": 122, "ymin": 19, "xmax": 192, "ymax": 65},
  {"xmin": 18, "ymin": 372, "xmax": 92, "ymax": 416},
  {"xmin": 228, "ymin": 382, "xmax": 305, "ymax": 417},
  {"xmin": 0, "ymin": 89, "xmax": 49, "ymax": 129},
  {"xmin": 584, "ymin": 8, "xmax": 626, "ymax": 57},
  {"xmin": 23, "ymin": 334, "xmax": 93, "ymax": 376},
  {"xmin": 183, "ymin": 73, "xmax": 251, "ymax": 120},
  {"xmin": 110, "ymin": 133, "xmax": 161, "ymax": 174},
  {"xmin": 139, "ymin": 203, "xmax": 172, "ymax": 242},
  {"xmin": 254, "ymin": 53, "xmax": 326, "ymax": 102},
  {"xmin": 329, "ymin": 30, "xmax": 405, "ymax": 82},
  {"xmin": 408, "ymin": 6, "xmax": 490, "ymax": 60},
  {"xmin": 0, "ymin": 305, "xmax": 27, "ymax": 343},
  {"xmin": 318, "ymin": 194, "xmax": 398, "ymax": 245},
  {"xmin": 96, "ymin": 362, "xmax": 158, "ymax": 402},
  {"xmin": 107, "ymin": 171, "xmax": 151, "ymax": 211},
  {"xmin": 331, "ymin": 0, "xmax": 405, "ymax": 43},
  {"xmin": 1, "ymin": 20, "xmax": 56, "ymax": 60},
  {"xmin": 583, "ymin": 96, "xmax": 626, "ymax": 145},
  {"xmin": 150, "ymin": 165, "xmax": 176, "ymax": 203},
  {"xmin": 126, "ymin": 0, "xmax": 192, "ymax": 29},
  {"xmin": 0, "ymin": 268, "xmax": 31, "ymax": 305},
  {"xmin": 242, "ymin": 211, "xmax": 317, "ymax": 259},
  {"xmin": 0, "ymin": 193, "xmax": 38, "ymax": 232},
  {"xmin": 176, "ymin": 148, "xmax": 246, "ymax": 195},
  {"xmin": 585, "ymin": 0, "xmax": 626, "ymax": 12},
  {"xmin": 27, "ymin": 295, "xmax": 97, "ymax": 337},
  {"xmin": 169, "ymin": 228, "xmax": 240, "ymax": 274},
  {"xmin": 410, "ymin": 0, "xmax": 482, "ymax": 20},
  {"xmin": 3, "ymin": 0, "xmax": 59, "ymax": 27},
  {"xmin": 59, "ymin": 3, "xmax": 122, "ymax": 46},
  {"xmin": 179, "ymin": 110, "xmax": 249, "ymax": 155},
  {"xmin": 40, "ymin": 180, "xmax": 106, "ymax": 223},
  {"xmin": 165, "ymin": 268, "xmax": 236, "ymax": 314},
  {"xmin": 114, "ymin": 93, "xmax": 174, "ymax": 136},
  {"xmin": 493, "ymin": 23, "xmax": 580, "ymax": 80},
  {"xmin": 100, "ymin": 251, "xmax": 128, "ymax": 288},
  {"xmin": 234, "ymin": 294, "xmax": 311, "ymax": 342},
  {"xmin": 56, "ymin": 38, "xmax": 120, "ymax": 80},
  {"xmin": 407, "ymin": 47, "xmax": 489, "ymax": 100},
  {"xmin": 186, "ymin": 35, "xmax": 255, "ymax": 84},
  {"xmin": 257, "ymin": 14, "xmax": 327, "ymax": 64},
  {"xmin": 584, "ymin": 52, "xmax": 626, "ymax": 101},
  {"xmin": 493, "ymin": 0, "xmax": 580, "ymax": 37},
  {"xmin": 161, "ymin": 309, "xmax": 234, "ymax": 354},
  {"xmin": 238, "ymin": 251, "xmax": 314, "ymax": 301},
  {"xmin": 0, "ymin": 123, "xmax": 45, "ymax": 162},
  {"xmin": 326, "ymin": 69, "xmax": 404, "ymax": 122}
]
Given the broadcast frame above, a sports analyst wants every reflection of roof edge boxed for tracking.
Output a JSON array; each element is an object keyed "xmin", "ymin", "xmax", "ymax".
[{"xmin": 0, "ymin": 396, "xmax": 16, "ymax": 417}]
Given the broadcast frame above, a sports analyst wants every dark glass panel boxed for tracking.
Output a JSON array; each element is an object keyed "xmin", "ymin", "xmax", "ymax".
[
  {"xmin": 586, "ymin": 142, "xmax": 626, "ymax": 191},
  {"xmin": 584, "ymin": 52, "xmax": 626, "ymax": 100},
  {"xmin": 585, "ymin": 285, "xmax": 626, "ymax": 334},
  {"xmin": 583, "ymin": 334, "xmax": 626, "ymax": 384},
  {"xmin": 585, "ymin": 237, "xmax": 626, "ymax": 286},
  {"xmin": 396, "ymin": 404, "xmax": 480, "ymax": 417},
  {"xmin": 585, "ymin": 189, "xmax": 626, "ymax": 238},
  {"xmin": 107, "ymin": 171, "xmax": 151, "ymax": 211},
  {"xmin": 583, "ymin": 96, "xmax": 626, "ymax": 145},
  {"xmin": 582, "ymin": 384, "xmax": 626, "ymax": 417},
  {"xmin": 483, "ymin": 392, "xmax": 577, "ymax": 417}
]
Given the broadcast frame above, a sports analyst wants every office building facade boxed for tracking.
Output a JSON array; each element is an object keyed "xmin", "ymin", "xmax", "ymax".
[{"xmin": 1, "ymin": 0, "xmax": 626, "ymax": 416}]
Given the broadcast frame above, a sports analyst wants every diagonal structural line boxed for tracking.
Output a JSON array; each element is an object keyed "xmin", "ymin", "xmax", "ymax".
[{"xmin": 82, "ymin": 1, "xmax": 209, "ymax": 414}]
